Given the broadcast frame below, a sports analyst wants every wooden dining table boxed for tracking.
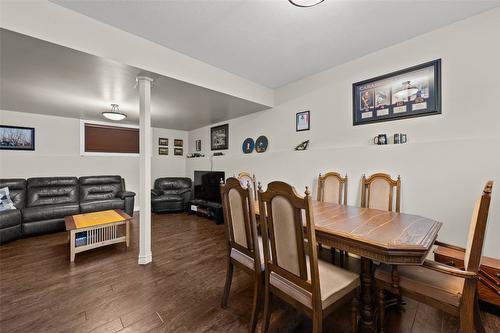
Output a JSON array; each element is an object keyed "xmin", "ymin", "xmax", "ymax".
[{"xmin": 254, "ymin": 200, "xmax": 442, "ymax": 332}]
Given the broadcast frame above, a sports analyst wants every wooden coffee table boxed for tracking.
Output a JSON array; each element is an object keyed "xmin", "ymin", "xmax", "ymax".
[{"xmin": 64, "ymin": 209, "xmax": 131, "ymax": 262}]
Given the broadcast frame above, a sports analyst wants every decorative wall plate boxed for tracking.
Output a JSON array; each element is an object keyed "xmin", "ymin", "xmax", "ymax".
[
  {"xmin": 255, "ymin": 136, "xmax": 268, "ymax": 153},
  {"xmin": 242, "ymin": 138, "xmax": 255, "ymax": 154}
]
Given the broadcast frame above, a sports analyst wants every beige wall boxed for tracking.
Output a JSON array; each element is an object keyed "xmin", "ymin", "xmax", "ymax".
[
  {"xmin": 187, "ymin": 9, "xmax": 500, "ymax": 258},
  {"xmin": 0, "ymin": 110, "xmax": 188, "ymax": 210}
]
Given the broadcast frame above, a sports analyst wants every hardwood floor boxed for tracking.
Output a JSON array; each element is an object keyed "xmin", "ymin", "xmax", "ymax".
[{"xmin": 0, "ymin": 213, "xmax": 498, "ymax": 333}]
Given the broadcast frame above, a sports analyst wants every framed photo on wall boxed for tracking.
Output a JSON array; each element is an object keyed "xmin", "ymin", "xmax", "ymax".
[
  {"xmin": 352, "ymin": 59, "xmax": 441, "ymax": 126},
  {"xmin": 211, "ymin": 124, "xmax": 229, "ymax": 150},
  {"xmin": 159, "ymin": 147, "xmax": 168, "ymax": 155},
  {"xmin": 174, "ymin": 148, "xmax": 183, "ymax": 156},
  {"xmin": 0, "ymin": 125, "xmax": 35, "ymax": 151},
  {"xmin": 174, "ymin": 139, "xmax": 183, "ymax": 147},
  {"xmin": 158, "ymin": 138, "xmax": 168, "ymax": 146},
  {"xmin": 296, "ymin": 111, "xmax": 310, "ymax": 131}
]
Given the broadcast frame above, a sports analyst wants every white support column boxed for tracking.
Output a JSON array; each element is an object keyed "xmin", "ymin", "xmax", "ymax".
[{"xmin": 137, "ymin": 76, "xmax": 153, "ymax": 265}]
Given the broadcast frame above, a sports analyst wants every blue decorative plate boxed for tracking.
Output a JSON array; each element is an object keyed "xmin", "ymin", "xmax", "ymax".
[
  {"xmin": 242, "ymin": 138, "xmax": 254, "ymax": 154},
  {"xmin": 255, "ymin": 136, "xmax": 268, "ymax": 153}
]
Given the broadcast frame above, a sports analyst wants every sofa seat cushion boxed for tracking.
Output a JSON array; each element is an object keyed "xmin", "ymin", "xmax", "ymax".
[
  {"xmin": 22, "ymin": 203, "xmax": 80, "ymax": 223},
  {"xmin": 80, "ymin": 199, "xmax": 125, "ymax": 214},
  {"xmin": 0, "ymin": 209, "xmax": 22, "ymax": 228},
  {"xmin": 151, "ymin": 194, "xmax": 183, "ymax": 203}
]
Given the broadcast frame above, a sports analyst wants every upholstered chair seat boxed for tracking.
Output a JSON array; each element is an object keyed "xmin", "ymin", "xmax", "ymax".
[{"xmin": 230, "ymin": 236, "xmax": 265, "ymax": 271}]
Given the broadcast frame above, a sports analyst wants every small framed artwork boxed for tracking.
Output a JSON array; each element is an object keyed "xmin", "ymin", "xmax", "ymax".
[
  {"xmin": 195, "ymin": 139, "xmax": 201, "ymax": 152},
  {"xmin": 211, "ymin": 124, "xmax": 229, "ymax": 150},
  {"xmin": 174, "ymin": 139, "xmax": 183, "ymax": 147},
  {"xmin": 174, "ymin": 148, "xmax": 183, "ymax": 156},
  {"xmin": 158, "ymin": 138, "xmax": 168, "ymax": 146},
  {"xmin": 296, "ymin": 111, "xmax": 310, "ymax": 131},
  {"xmin": 0, "ymin": 125, "xmax": 35, "ymax": 151},
  {"xmin": 353, "ymin": 59, "xmax": 441, "ymax": 126},
  {"xmin": 158, "ymin": 147, "xmax": 168, "ymax": 155}
]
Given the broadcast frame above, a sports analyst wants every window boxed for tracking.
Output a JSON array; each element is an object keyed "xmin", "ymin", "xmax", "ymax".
[{"xmin": 81, "ymin": 121, "xmax": 139, "ymax": 155}]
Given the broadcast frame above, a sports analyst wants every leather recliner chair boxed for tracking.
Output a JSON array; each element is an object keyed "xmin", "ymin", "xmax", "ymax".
[
  {"xmin": 79, "ymin": 175, "xmax": 135, "ymax": 216},
  {"xmin": 151, "ymin": 177, "xmax": 192, "ymax": 213},
  {"xmin": 0, "ymin": 179, "xmax": 25, "ymax": 243}
]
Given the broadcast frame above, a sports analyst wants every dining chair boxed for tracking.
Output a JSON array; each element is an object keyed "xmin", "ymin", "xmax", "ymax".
[
  {"xmin": 258, "ymin": 181, "xmax": 360, "ymax": 333},
  {"xmin": 220, "ymin": 177, "xmax": 263, "ymax": 333},
  {"xmin": 237, "ymin": 172, "xmax": 257, "ymax": 199},
  {"xmin": 317, "ymin": 172, "xmax": 348, "ymax": 265},
  {"xmin": 361, "ymin": 173, "xmax": 401, "ymax": 212},
  {"xmin": 375, "ymin": 181, "xmax": 494, "ymax": 333}
]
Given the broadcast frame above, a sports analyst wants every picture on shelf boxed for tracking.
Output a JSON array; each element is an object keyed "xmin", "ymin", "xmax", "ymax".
[
  {"xmin": 0, "ymin": 125, "xmax": 35, "ymax": 151},
  {"xmin": 174, "ymin": 139, "xmax": 183, "ymax": 147},
  {"xmin": 159, "ymin": 147, "xmax": 168, "ymax": 155},
  {"xmin": 158, "ymin": 138, "xmax": 168, "ymax": 146},
  {"xmin": 296, "ymin": 111, "xmax": 310, "ymax": 131},
  {"xmin": 353, "ymin": 59, "xmax": 441, "ymax": 125},
  {"xmin": 174, "ymin": 148, "xmax": 183, "ymax": 156},
  {"xmin": 195, "ymin": 140, "xmax": 201, "ymax": 152},
  {"xmin": 211, "ymin": 124, "xmax": 229, "ymax": 150}
]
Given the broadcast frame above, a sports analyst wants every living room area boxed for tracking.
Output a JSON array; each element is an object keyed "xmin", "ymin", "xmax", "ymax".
[{"xmin": 1, "ymin": 1, "xmax": 500, "ymax": 333}]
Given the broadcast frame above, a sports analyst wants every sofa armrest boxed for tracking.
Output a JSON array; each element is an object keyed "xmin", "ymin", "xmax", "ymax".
[
  {"xmin": 177, "ymin": 188, "xmax": 191, "ymax": 195},
  {"xmin": 151, "ymin": 189, "xmax": 163, "ymax": 197},
  {"xmin": 116, "ymin": 191, "xmax": 136, "ymax": 199}
]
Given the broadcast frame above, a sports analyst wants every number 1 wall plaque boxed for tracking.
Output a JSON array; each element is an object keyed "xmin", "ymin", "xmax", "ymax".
[{"xmin": 352, "ymin": 59, "xmax": 441, "ymax": 126}]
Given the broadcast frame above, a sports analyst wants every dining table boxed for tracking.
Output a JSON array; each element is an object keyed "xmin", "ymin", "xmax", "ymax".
[{"xmin": 254, "ymin": 200, "xmax": 442, "ymax": 333}]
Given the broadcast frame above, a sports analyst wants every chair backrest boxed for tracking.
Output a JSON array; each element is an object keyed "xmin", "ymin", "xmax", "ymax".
[
  {"xmin": 361, "ymin": 173, "xmax": 401, "ymax": 212},
  {"xmin": 237, "ymin": 172, "xmax": 257, "ymax": 199},
  {"xmin": 317, "ymin": 172, "xmax": 347, "ymax": 205},
  {"xmin": 27, "ymin": 177, "xmax": 79, "ymax": 207},
  {"xmin": 258, "ymin": 181, "xmax": 320, "ymax": 303},
  {"xmin": 220, "ymin": 177, "xmax": 261, "ymax": 269},
  {"xmin": 464, "ymin": 181, "xmax": 493, "ymax": 273},
  {"xmin": 79, "ymin": 175, "xmax": 123, "ymax": 202}
]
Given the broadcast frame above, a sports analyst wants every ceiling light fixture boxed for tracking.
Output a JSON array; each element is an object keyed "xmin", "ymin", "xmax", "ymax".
[
  {"xmin": 289, "ymin": 0, "xmax": 325, "ymax": 7},
  {"xmin": 393, "ymin": 81, "xmax": 419, "ymax": 100},
  {"xmin": 102, "ymin": 103, "xmax": 126, "ymax": 121}
]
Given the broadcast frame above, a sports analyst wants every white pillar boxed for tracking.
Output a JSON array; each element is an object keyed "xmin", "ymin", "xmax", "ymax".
[{"xmin": 137, "ymin": 76, "xmax": 153, "ymax": 265}]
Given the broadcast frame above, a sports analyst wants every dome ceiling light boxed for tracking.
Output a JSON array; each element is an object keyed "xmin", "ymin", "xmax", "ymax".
[
  {"xmin": 102, "ymin": 103, "xmax": 126, "ymax": 121},
  {"xmin": 289, "ymin": 0, "xmax": 325, "ymax": 7}
]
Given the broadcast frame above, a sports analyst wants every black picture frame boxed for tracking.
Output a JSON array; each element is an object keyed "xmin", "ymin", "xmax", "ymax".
[
  {"xmin": 210, "ymin": 124, "xmax": 229, "ymax": 151},
  {"xmin": 158, "ymin": 147, "xmax": 168, "ymax": 155},
  {"xmin": 352, "ymin": 59, "xmax": 441, "ymax": 126},
  {"xmin": 174, "ymin": 148, "xmax": 183, "ymax": 156},
  {"xmin": 296, "ymin": 111, "xmax": 310, "ymax": 131},
  {"xmin": 174, "ymin": 139, "xmax": 183, "ymax": 147},
  {"xmin": 158, "ymin": 138, "xmax": 168, "ymax": 146},
  {"xmin": 0, "ymin": 125, "xmax": 35, "ymax": 151}
]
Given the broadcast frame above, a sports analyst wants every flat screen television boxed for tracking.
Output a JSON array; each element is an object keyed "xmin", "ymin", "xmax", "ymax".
[{"xmin": 194, "ymin": 170, "xmax": 225, "ymax": 203}]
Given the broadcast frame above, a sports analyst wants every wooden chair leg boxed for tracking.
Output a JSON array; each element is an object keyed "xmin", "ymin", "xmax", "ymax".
[
  {"xmin": 339, "ymin": 250, "xmax": 345, "ymax": 267},
  {"xmin": 221, "ymin": 259, "xmax": 234, "ymax": 308},
  {"xmin": 352, "ymin": 296, "xmax": 359, "ymax": 333},
  {"xmin": 312, "ymin": 309, "xmax": 323, "ymax": 333},
  {"xmin": 378, "ymin": 289, "xmax": 385, "ymax": 333},
  {"xmin": 249, "ymin": 274, "xmax": 263, "ymax": 333},
  {"xmin": 262, "ymin": 284, "xmax": 272, "ymax": 333},
  {"xmin": 330, "ymin": 247, "xmax": 336, "ymax": 264},
  {"xmin": 459, "ymin": 303, "xmax": 476, "ymax": 333}
]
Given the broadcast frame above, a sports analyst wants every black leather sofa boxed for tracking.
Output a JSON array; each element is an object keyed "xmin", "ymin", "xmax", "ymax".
[
  {"xmin": 151, "ymin": 177, "xmax": 192, "ymax": 213},
  {"xmin": 0, "ymin": 175, "xmax": 135, "ymax": 244}
]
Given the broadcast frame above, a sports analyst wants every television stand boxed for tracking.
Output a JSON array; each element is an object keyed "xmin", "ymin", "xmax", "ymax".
[{"xmin": 188, "ymin": 199, "xmax": 224, "ymax": 224}]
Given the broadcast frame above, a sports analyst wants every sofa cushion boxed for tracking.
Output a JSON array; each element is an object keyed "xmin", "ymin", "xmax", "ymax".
[
  {"xmin": 27, "ymin": 177, "xmax": 78, "ymax": 207},
  {"xmin": 22, "ymin": 203, "xmax": 80, "ymax": 223},
  {"xmin": 0, "ymin": 209, "xmax": 22, "ymax": 228},
  {"xmin": 0, "ymin": 179, "xmax": 26, "ymax": 209},
  {"xmin": 151, "ymin": 194, "xmax": 183, "ymax": 203},
  {"xmin": 79, "ymin": 198, "xmax": 124, "ymax": 214},
  {"xmin": 79, "ymin": 175, "xmax": 123, "ymax": 202},
  {"xmin": 154, "ymin": 178, "xmax": 192, "ymax": 191}
]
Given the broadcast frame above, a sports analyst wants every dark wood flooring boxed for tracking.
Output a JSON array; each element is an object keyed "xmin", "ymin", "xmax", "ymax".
[{"xmin": 0, "ymin": 213, "xmax": 498, "ymax": 333}]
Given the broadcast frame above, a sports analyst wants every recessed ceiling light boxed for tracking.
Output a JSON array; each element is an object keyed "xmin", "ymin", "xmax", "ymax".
[
  {"xmin": 289, "ymin": 0, "xmax": 325, "ymax": 7},
  {"xmin": 102, "ymin": 103, "xmax": 126, "ymax": 121}
]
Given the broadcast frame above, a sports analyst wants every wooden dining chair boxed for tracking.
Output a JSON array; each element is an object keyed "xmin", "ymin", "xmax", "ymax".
[
  {"xmin": 375, "ymin": 181, "xmax": 494, "ymax": 333},
  {"xmin": 317, "ymin": 172, "xmax": 348, "ymax": 265},
  {"xmin": 220, "ymin": 177, "xmax": 263, "ymax": 333},
  {"xmin": 361, "ymin": 173, "xmax": 401, "ymax": 212},
  {"xmin": 237, "ymin": 172, "xmax": 257, "ymax": 199},
  {"xmin": 258, "ymin": 181, "xmax": 360, "ymax": 333}
]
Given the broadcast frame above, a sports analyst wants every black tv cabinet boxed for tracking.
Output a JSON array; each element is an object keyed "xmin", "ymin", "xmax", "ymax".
[{"xmin": 188, "ymin": 199, "xmax": 224, "ymax": 224}]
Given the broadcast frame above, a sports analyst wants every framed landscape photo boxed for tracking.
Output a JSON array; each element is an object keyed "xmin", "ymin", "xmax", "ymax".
[
  {"xmin": 353, "ymin": 59, "xmax": 441, "ymax": 126},
  {"xmin": 296, "ymin": 111, "xmax": 310, "ymax": 131},
  {"xmin": 174, "ymin": 148, "xmax": 183, "ymax": 156},
  {"xmin": 211, "ymin": 124, "xmax": 229, "ymax": 150},
  {"xmin": 158, "ymin": 138, "xmax": 168, "ymax": 146},
  {"xmin": 159, "ymin": 147, "xmax": 168, "ymax": 155},
  {"xmin": 174, "ymin": 139, "xmax": 183, "ymax": 147},
  {"xmin": 0, "ymin": 125, "xmax": 35, "ymax": 151}
]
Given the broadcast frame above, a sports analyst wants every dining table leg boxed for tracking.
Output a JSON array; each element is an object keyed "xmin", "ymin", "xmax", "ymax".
[{"xmin": 359, "ymin": 257, "xmax": 376, "ymax": 332}]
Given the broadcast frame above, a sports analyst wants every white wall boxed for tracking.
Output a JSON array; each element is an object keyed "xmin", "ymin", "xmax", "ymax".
[
  {"xmin": 0, "ymin": 110, "xmax": 188, "ymax": 210},
  {"xmin": 186, "ymin": 9, "xmax": 500, "ymax": 258}
]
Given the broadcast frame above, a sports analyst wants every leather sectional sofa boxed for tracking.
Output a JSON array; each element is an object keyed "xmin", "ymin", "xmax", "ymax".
[
  {"xmin": 0, "ymin": 175, "xmax": 135, "ymax": 244},
  {"xmin": 151, "ymin": 177, "xmax": 192, "ymax": 213}
]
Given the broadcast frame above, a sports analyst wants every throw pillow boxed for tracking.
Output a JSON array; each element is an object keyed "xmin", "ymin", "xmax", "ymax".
[{"xmin": 0, "ymin": 187, "xmax": 16, "ymax": 211}]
